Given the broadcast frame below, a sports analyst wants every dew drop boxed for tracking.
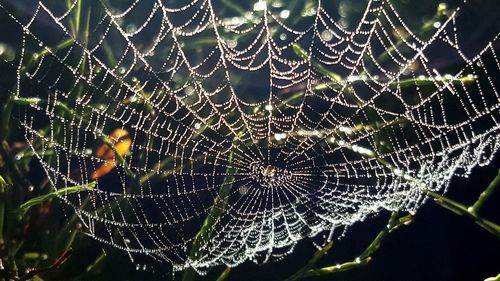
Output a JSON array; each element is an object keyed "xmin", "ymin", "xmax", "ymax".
[
  {"xmin": 126, "ymin": 24, "xmax": 137, "ymax": 33},
  {"xmin": 339, "ymin": 19, "xmax": 349, "ymax": 28},
  {"xmin": 271, "ymin": 1, "xmax": 283, "ymax": 8},
  {"xmin": 185, "ymin": 86, "xmax": 195, "ymax": 96},
  {"xmin": 238, "ymin": 185, "xmax": 248, "ymax": 195},
  {"xmin": 279, "ymin": 10, "xmax": 290, "ymax": 19},
  {"xmin": 230, "ymin": 17, "xmax": 241, "ymax": 25},
  {"xmin": 14, "ymin": 152, "xmax": 24, "ymax": 160},
  {"xmin": 321, "ymin": 30, "xmax": 333, "ymax": 42},
  {"xmin": 253, "ymin": 1, "xmax": 267, "ymax": 11},
  {"xmin": 227, "ymin": 39, "xmax": 237, "ymax": 48}
]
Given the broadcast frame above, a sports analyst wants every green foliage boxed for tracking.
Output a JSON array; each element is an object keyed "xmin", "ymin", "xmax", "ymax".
[{"xmin": 0, "ymin": 1, "xmax": 498, "ymax": 281}]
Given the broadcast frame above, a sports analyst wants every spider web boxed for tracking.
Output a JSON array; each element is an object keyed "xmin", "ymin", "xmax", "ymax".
[{"xmin": 1, "ymin": 0, "xmax": 499, "ymax": 272}]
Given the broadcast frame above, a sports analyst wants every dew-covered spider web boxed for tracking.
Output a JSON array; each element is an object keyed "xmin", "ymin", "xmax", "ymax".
[{"xmin": 0, "ymin": 0, "xmax": 499, "ymax": 273}]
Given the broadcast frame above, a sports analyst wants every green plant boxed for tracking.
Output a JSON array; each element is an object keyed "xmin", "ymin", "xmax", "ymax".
[{"xmin": 0, "ymin": 0, "xmax": 499, "ymax": 280}]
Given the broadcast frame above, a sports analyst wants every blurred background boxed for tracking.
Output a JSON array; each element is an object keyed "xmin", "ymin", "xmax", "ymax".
[{"xmin": 0, "ymin": 0, "xmax": 499, "ymax": 280}]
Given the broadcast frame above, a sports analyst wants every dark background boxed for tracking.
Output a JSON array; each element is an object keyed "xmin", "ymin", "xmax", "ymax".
[{"xmin": 0, "ymin": 0, "xmax": 499, "ymax": 280}]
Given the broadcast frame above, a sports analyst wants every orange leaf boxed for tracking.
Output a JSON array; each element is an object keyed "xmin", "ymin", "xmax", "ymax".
[{"xmin": 90, "ymin": 129, "xmax": 131, "ymax": 179}]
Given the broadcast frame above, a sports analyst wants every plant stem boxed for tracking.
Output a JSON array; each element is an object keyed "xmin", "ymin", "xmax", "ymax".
[
  {"xmin": 292, "ymin": 43, "xmax": 343, "ymax": 83},
  {"xmin": 0, "ymin": 94, "xmax": 31, "ymax": 190},
  {"xmin": 0, "ymin": 175, "xmax": 7, "ymax": 243},
  {"xmin": 391, "ymin": 76, "xmax": 475, "ymax": 89},
  {"xmin": 215, "ymin": 267, "xmax": 231, "ymax": 281},
  {"xmin": 102, "ymin": 138, "xmax": 137, "ymax": 181},
  {"xmin": 484, "ymin": 273, "xmax": 500, "ymax": 281},
  {"xmin": 11, "ymin": 97, "xmax": 73, "ymax": 114},
  {"xmin": 300, "ymin": 258, "xmax": 372, "ymax": 278},
  {"xmin": 284, "ymin": 242, "xmax": 334, "ymax": 281},
  {"xmin": 21, "ymin": 38, "xmax": 75, "ymax": 74},
  {"xmin": 297, "ymin": 213, "xmax": 412, "ymax": 280},
  {"xmin": 220, "ymin": 0, "xmax": 246, "ymax": 16},
  {"xmin": 0, "ymin": 94, "xmax": 14, "ymax": 141},
  {"xmin": 470, "ymin": 168, "xmax": 500, "ymax": 214},
  {"xmin": 376, "ymin": 3, "xmax": 450, "ymax": 63},
  {"xmin": 17, "ymin": 249, "xmax": 72, "ymax": 281},
  {"xmin": 18, "ymin": 182, "xmax": 96, "ymax": 216},
  {"xmin": 425, "ymin": 190, "xmax": 500, "ymax": 238},
  {"xmin": 182, "ymin": 147, "xmax": 237, "ymax": 281},
  {"xmin": 85, "ymin": 251, "xmax": 107, "ymax": 275}
]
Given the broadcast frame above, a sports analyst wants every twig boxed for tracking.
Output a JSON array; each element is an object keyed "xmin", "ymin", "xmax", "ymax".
[
  {"xmin": 470, "ymin": 168, "xmax": 500, "ymax": 214},
  {"xmin": 215, "ymin": 267, "xmax": 231, "ymax": 281},
  {"xmin": 101, "ymin": 138, "xmax": 138, "ymax": 182},
  {"xmin": 425, "ymin": 190, "xmax": 500, "ymax": 238},
  {"xmin": 182, "ymin": 145, "xmax": 237, "ymax": 281},
  {"xmin": 0, "ymin": 175, "xmax": 7, "ymax": 243},
  {"xmin": 284, "ymin": 242, "xmax": 334, "ymax": 281},
  {"xmin": 0, "ymin": 95, "xmax": 32, "ymax": 190},
  {"xmin": 484, "ymin": 273, "xmax": 500, "ymax": 281},
  {"xmin": 295, "ymin": 213, "xmax": 412, "ymax": 280},
  {"xmin": 18, "ymin": 182, "xmax": 96, "ymax": 216},
  {"xmin": 17, "ymin": 249, "xmax": 72, "ymax": 281},
  {"xmin": 85, "ymin": 251, "xmax": 107, "ymax": 276},
  {"xmin": 0, "ymin": 249, "xmax": 72, "ymax": 281},
  {"xmin": 376, "ymin": 3, "xmax": 450, "ymax": 63},
  {"xmin": 292, "ymin": 43, "xmax": 343, "ymax": 83}
]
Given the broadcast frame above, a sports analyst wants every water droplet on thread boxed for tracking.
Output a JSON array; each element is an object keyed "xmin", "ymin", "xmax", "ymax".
[
  {"xmin": 126, "ymin": 24, "xmax": 137, "ymax": 33},
  {"xmin": 227, "ymin": 39, "xmax": 237, "ymax": 48},
  {"xmin": 238, "ymin": 185, "xmax": 248, "ymax": 195},
  {"xmin": 321, "ymin": 30, "xmax": 333, "ymax": 42},
  {"xmin": 279, "ymin": 10, "xmax": 290, "ymax": 19}
]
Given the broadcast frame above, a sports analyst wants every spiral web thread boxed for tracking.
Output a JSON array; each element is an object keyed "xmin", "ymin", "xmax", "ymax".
[{"xmin": 0, "ymin": 0, "xmax": 499, "ymax": 272}]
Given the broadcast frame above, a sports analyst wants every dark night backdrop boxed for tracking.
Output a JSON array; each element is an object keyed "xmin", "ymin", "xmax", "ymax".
[{"xmin": 0, "ymin": 0, "xmax": 498, "ymax": 280}]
